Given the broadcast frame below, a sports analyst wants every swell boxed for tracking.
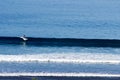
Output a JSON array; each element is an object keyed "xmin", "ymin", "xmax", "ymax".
[{"xmin": 0, "ymin": 36, "xmax": 120, "ymax": 47}]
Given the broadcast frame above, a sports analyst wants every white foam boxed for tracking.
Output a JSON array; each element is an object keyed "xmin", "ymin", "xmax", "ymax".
[
  {"xmin": 0, "ymin": 72, "xmax": 120, "ymax": 77},
  {"xmin": 0, "ymin": 53, "xmax": 120, "ymax": 64}
]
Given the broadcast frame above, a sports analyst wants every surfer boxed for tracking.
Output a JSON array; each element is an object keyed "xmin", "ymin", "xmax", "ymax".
[{"xmin": 20, "ymin": 35, "xmax": 28, "ymax": 41}]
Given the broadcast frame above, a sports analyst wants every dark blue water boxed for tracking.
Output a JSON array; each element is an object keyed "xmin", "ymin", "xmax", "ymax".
[{"xmin": 0, "ymin": 76, "xmax": 120, "ymax": 80}]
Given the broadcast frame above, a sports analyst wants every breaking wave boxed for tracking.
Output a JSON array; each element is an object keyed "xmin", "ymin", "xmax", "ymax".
[
  {"xmin": 0, "ymin": 72, "xmax": 120, "ymax": 77},
  {"xmin": 0, "ymin": 53, "xmax": 120, "ymax": 64}
]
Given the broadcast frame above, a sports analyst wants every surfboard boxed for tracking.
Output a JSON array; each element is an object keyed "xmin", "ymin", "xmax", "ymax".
[{"xmin": 20, "ymin": 36, "xmax": 28, "ymax": 41}]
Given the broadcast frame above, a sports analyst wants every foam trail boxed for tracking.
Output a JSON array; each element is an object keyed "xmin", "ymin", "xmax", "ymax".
[
  {"xmin": 0, "ymin": 73, "xmax": 120, "ymax": 77},
  {"xmin": 0, "ymin": 53, "xmax": 120, "ymax": 64}
]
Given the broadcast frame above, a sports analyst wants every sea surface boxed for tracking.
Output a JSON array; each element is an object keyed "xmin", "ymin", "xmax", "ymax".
[{"xmin": 0, "ymin": 0, "xmax": 120, "ymax": 80}]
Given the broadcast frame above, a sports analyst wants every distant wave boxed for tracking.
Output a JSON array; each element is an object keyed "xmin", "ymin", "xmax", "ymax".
[
  {"xmin": 1, "ymin": 36, "xmax": 120, "ymax": 47},
  {"xmin": 0, "ymin": 72, "xmax": 120, "ymax": 77},
  {"xmin": 0, "ymin": 53, "xmax": 120, "ymax": 64}
]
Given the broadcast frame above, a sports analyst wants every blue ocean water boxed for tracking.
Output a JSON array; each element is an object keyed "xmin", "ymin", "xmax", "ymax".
[
  {"xmin": 0, "ymin": 0, "xmax": 120, "ymax": 78},
  {"xmin": 0, "ymin": 43, "xmax": 120, "ymax": 76},
  {"xmin": 0, "ymin": 0, "xmax": 120, "ymax": 39}
]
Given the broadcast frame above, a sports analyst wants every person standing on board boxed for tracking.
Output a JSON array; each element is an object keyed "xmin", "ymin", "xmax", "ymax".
[{"xmin": 20, "ymin": 35, "xmax": 28, "ymax": 41}]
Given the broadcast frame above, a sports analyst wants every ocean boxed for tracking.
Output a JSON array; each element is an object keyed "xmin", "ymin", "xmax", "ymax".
[{"xmin": 0, "ymin": 0, "xmax": 120, "ymax": 80}]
